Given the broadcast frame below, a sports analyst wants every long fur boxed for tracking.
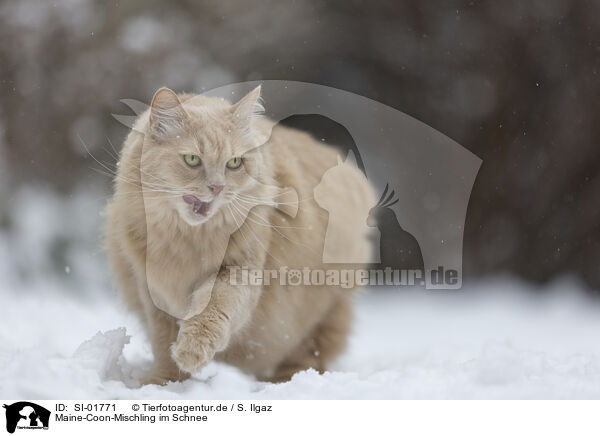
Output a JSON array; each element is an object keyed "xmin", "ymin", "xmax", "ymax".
[{"xmin": 105, "ymin": 87, "xmax": 376, "ymax": 384}]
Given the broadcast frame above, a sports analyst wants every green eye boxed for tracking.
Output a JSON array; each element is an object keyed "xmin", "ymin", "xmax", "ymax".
[
  {"xmin": 183, "ymin": 154, "xmax": 201, "ymax": 167},
  {"xmin": 226, "ymin": 157, "xmax": 243, "ymax": 170}
]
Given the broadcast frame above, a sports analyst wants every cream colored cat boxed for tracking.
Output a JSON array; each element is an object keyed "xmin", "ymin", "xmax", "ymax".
[{"xmin": 105, "ymin": 86, "xmax": 376, "ymax": 385}]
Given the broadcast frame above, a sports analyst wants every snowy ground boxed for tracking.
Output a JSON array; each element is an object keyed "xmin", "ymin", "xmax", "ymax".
[{"xmin": 2, "ymin": 275, "xmax": 600, "ymax": 399}]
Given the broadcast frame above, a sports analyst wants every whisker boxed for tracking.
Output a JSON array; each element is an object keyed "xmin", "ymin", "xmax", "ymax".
[
  {"xmin": 236, "ymin": 191, "xmax": 315, "ymax": 206},
  {"xmin": 232, "ymin": 199, "xmax": 320, "ymax": 256},
  {"xmin": 234, "ymin": 193, "xmax": 328, "ymax": 220},
  {"xmin": 81, "ymin": 135, "xmax": 185, "ymax": 194},
  {"xmin": 229, "ymin": 201, "xmax": 283, "ymax": 264},
  {"xmin": 227, "ymin": 204, "xmax": 254, "ymax": 253},
  {"xmin": 232, "ymin": 197, "xmax": 310, "ymax": 229},
  {"xmin": 94, "ymin": 168, "xmax": 180, "ymax": 194},
  {"xmin": 106, "ymin": 136, "xmax": 121, "ymax": 160}
]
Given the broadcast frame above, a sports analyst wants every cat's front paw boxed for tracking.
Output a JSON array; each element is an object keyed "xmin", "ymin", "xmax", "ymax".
[
  {"xmin": 139, "ymin": 362, "xmax": 191, "ymax": 386},
  {"xmin": 140, "ymin": 370, "xmax": 189, "ymax": 387},
  {"xmin": 171, "ymin": 323, "xmax": 220, "ymax": 373}
]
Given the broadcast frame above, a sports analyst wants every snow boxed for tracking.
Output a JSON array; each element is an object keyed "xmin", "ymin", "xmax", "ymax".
[
  {"xmin": 1, "ymin": 186, "xmax": 599, "ymax": 399},
  {"xmin": 2, "ymin": 274, "xmax": 600, "ymax": 399}
]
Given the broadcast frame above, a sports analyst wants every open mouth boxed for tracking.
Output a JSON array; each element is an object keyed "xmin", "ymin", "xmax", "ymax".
[{"xmin": 183, "ymin": 194, "xmax": 213, "ymax": 217}]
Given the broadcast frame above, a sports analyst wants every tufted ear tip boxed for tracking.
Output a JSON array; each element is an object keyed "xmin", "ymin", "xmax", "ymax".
[{"xmin": 232, "ymin": 85, "xmax": 264, "ymax": 126}]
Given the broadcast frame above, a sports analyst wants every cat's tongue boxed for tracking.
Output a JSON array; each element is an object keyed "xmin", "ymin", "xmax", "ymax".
[
  {"xmin": 193, "ymin": 201, "xmax": 211, "ymax": 216},
  {"xmin": 183, "ymin": 195, "xmax": 211, "ymax": 217},
  {"xmin": 183, "ymin": 195, "xmax": 200, "ymax": 205}
]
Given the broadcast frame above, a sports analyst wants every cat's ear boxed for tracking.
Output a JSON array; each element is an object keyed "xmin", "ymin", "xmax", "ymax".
[
  {"xmin": 149, "ymin": 87, "xmax": 188, "ymax": 138},
  {"xmin": 231, "ymin": 85, "xmax": 264, "ymax": 132}
]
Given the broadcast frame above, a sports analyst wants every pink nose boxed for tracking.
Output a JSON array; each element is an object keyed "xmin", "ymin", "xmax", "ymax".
[{"xmin": 208, "ymin": 184, "xmax": 224, "ymax": 195}]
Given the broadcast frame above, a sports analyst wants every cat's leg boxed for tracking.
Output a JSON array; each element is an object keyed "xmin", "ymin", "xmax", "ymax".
[
  {"xmin": 110, "ymin": 249, "xmax": 185, "ymax": 385},
  {"xmin": 108, "ymin": 239, "xmax": 145, "ymax": 321},
  {"xmin": 262, "ymin": 336, "xmax": 320, "ymax": 383},
  {"xmin": 171, "ymin": 271, "xmax": 261, "ymax": 374},
  {"xmin": 311, "ymin": 294, "xmax": 353, "ymax": 367},
  {"xmin": 138, "ymin": 284, "xmax": 190, "ymax": 385},
  {"xmin": 267, "ymin": 295, "xmax": 353, "ymax": 383}
]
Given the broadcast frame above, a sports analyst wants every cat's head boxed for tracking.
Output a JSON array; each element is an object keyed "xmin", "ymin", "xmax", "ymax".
[{"xmin": 139, "ymin": 86, "xmax": 268, "ymax": 226}]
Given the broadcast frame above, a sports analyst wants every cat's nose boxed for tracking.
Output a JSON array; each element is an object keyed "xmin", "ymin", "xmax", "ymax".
[{"xmin": 208, "ymin": 184, "xmax": 224, "ymax": 196}]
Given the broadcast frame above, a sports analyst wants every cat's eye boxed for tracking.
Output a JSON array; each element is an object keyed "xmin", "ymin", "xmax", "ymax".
[
  {"xmin": 183, "ymin": 154, "xmax": 201, "ymax": 167},
  {"xmin": 226, "ymin": 157, "xmax": 243, "ymax": 170}
]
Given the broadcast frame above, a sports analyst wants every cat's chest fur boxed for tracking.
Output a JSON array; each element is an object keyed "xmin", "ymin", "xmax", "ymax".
[{"xmin": 143, "ymin": 214, "xmax": 231, "ymax": 319}]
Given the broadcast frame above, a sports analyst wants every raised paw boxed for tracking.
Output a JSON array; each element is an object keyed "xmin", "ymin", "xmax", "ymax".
[{"xmin": 171, "ymin": 326, "xmax": 218, "ymax": 373}]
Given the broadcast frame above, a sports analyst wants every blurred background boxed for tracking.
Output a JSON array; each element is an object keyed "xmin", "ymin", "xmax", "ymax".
[{"xmin": 0, "ymin": 0, "xmax": 598, "ymax": 296}]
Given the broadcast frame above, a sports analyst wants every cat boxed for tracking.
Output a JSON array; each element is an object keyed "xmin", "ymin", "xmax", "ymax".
[{"xmin": 105, "ymin": 85, "xmax": 376, "ymax": 385}]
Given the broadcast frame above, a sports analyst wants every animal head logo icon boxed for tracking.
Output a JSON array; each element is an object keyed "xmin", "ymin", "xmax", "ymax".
[{"xmin": 3, "ymin": 402, "xmax": 50, "ymax": 434}]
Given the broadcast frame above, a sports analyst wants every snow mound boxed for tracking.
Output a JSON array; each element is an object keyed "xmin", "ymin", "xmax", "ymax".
[{"xmin": 73, "ymin": 328, "xmax": 135, "ymax": 386}]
